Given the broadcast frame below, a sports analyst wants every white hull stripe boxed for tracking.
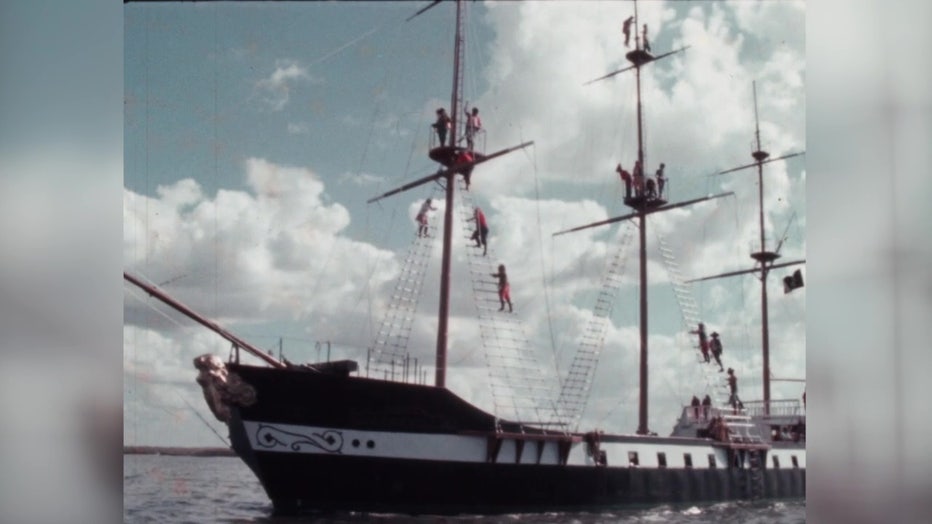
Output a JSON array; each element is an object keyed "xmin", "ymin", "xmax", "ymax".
[{"xmin": 242, "ymin": 421, "xmax": 806, "ymax": 469}]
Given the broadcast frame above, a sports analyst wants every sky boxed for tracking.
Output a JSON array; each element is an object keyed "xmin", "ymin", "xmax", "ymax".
[
  {"xmin": 0, "ymin": 0, "xmax": 930, "ymax": 522},
  {"xmin": 122, "ymin": 0, "xmax": 807, "ymax": 448}
]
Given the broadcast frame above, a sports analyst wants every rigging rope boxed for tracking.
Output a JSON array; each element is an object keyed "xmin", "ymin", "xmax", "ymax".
[{"xmin": 528, "ymin": 141, "xmax": 560, "ymax": 375}]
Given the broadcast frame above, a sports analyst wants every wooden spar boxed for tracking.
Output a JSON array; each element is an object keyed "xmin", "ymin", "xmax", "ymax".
[
  {"xmin": 685, "ymin": 259, "xmax": 805, "ymax": 284},
  {"xmin": 553, "ymin": 192, "xmax": 734, "ymax": 237},
  {"xmin": 124, "ymin": 272, "xmax": 286, "ymax": 369},
  {"xmin": 405, "ymin": 0, "xmax": 442, "ymax": 22},
  {"xmin": 367, "ymin": 141, "xmax": 534, "ymax": 204},
  {"xmin": 582, "ymin": 46, "xmax": 690, "ymax": 86},
  {"xmin": 714, "ymin": 151, "xmax": 804, "ymax": 176}
]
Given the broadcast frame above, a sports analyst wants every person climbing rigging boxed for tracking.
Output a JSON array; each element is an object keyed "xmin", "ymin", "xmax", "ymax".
[
  {"xmin": 464, "ymin": 106, "xmax": 482, "ymax": 151},
  {"xmin": 432, "ymin": 108, "xmax": 451, "ymax": 147},
  {"xmin": 468, "ymin": 206, "xmax": 489, "ymax": 256},
  {"xmin": 455, "ymin": 149, "xmax": 475, "ymax": 190},
  {"xmin": 642, "ymin": 24, "xmax": 651, "ymax": 53},
  {"xmin": 415, "ymin": 198, "xmax": 437, "ymax": 238},
  {"xmin": 655, "ymin": 163, "xmax": 666, "ymax": 197},
  {"xmin": 690, "ymin": 322, "xmax": 710, "ymax": 363},
  {"xmin": 491, "ymin": 264, "xmax": 512, "ymax": 312},
  {"xmin": 622, "ymin": 16, "xmax": 634, "ymax": 48},
  {"xmin": 616, "ymin": 163, "xmax": 632, "ymax": 199},
  {"xmin": 710, "ymin": 331, "xmax": 724, "ymax": 372}
]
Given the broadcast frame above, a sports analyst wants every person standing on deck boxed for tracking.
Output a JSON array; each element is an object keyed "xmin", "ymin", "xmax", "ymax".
[
  {"xmin": 616, "ymin": 163, "xmax": 632, "ymax": 199},
  {"xmin": 468, "ymin": 206, "xmax": 489, "ymax": 256},
  {"xmin": 464, "ymin": 107, "xmax": 482, "ymax": 151},
  {"xmin": 622, "ymin": 16, "xmax": 634, "ymax": 48},
  {"xmin": 701, "ymin": 394, "xmax": 712, "ymax": 420},
  {"xmin": 690, "ymin": 322, "xmax": 710, "ymax": 363},
  {"xmin": 491, "ymin": 264, "xmax": 512, "ymax": 312},
  {"xmin": 415, "ymin": 198, "xmax": 436, "ymax": 238},
  {"xmin": 432, "ymin": 108, "xmax": 451, "ymax": 147},
  {"xmin": 655, "ymin": 163, "xmax": 666, "ymax": 197},
  {"xmin": 690, "ymin": 395, "xmax": 701, "ymax": 419},
  {"xmin": 710, "ymin": 332, "xmax": 724, "ymax": 372},
  {"xmin": 727, "ymin": 368, "xmax": 742, "ymax": 412}
]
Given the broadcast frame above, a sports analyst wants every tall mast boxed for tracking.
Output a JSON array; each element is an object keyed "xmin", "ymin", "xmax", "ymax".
[
  {"xmin": 632, "ymin": 0, "xmax": 650, "ymax": 436},
  {"xmin": 558, "ymin": 10, "xmax": 712, "ymax": 434},
  {"xmin": 750, "ymin": 81, "xmax": 773, "ymax": 413},
  {"xmin": 368, "ymin": 0, "xmax": 533, "ymax": 389},
  {"xmin": 688, "ymin": 82, "xmax": 805, "ymax": 415},
  {"xmin": 435, "ymin": 0, "xmax": 465, "ymax": 388}
]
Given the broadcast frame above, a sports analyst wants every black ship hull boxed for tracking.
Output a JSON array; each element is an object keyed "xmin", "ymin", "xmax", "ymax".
[{"xmin": 222, "ymin": 364, "xmax": 805, "ymax": 515}]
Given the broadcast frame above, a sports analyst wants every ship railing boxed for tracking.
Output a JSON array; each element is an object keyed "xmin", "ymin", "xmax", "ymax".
[
  {"xmin": 680, "ymin": 404, "xmax": 715, "ymax": 424},
  {"xmin": 741, "ymin": 398, "xmax": 803, "ymax": 418},
  {"xmin": 427, "ymin": 124, "xmax": 486, "ymax": 153},
  {"xmin": 680, "ymin": 404, "xmax": 751, "ymax": 424}
]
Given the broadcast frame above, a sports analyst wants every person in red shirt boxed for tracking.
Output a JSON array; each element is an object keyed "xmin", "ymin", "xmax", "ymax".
[
  {"xmin": 616, "ymin": 163, "xmax": 632, "ymax": 199},
  {"xmin": 491, "ymin": 264, "xmax": 512, "ymax": 312},
  {"xmin": 455, "ymin": 149, "xmax": 475, "ymax": 190},
  {"xmin": 468, "ymin": 207, "xmax": 489, "ymax": 256}
]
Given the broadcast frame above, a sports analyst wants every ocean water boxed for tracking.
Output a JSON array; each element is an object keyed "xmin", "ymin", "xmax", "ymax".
[{"xmin": 124, "ymin": 455, "xmax": 805, "ymax": 523}]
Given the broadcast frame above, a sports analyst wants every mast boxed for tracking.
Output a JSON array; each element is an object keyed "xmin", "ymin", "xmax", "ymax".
[
  {"xmin": 750, "ymin": 81, "xmax": 774, "ymax": 413},
  {"xmin": 368, "ymin": 0, "xmax": 533, "ymax": 388},
  {"xmin": 434, "ymin": 0, "xmax": 465, "ymax": 388},
  {"xmin": 557, "ymin": 11, "xmax": 715, "ymax": 434},
  {"xmin": 632, "ymin": 0, "xmax": 650, "ymax": 436},
  {"xmin": 688, "ymin": 83, "xmax": 805, "ymax": 415}
]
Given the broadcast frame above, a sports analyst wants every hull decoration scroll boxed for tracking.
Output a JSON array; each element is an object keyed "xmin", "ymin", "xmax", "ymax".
[{"xmin": 256, "ymin": 425, "xmax": 344, "ymax": 453}]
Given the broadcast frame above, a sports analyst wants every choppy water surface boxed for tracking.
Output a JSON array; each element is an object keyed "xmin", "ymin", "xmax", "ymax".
[{"xmin": 124, "ymin": 455, "xmax": 805, "ymax": 523}]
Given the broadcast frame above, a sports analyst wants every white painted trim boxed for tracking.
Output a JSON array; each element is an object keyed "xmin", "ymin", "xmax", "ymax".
[{"xmin": 240, "ymin": 420, "xmax": 807, "ymax": 471}]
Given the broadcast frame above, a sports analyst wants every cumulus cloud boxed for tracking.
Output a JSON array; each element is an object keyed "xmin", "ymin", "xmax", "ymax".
[
  {"xmin": 287, "ymin": 122, "xmax": 309, "ymax": 135},
  {"xmin": 255, "ymin": 59, "xmax": 316, "ymax": 111}
]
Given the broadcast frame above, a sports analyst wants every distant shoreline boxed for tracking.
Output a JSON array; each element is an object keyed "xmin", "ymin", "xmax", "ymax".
[{"xmin": 124, "ymin": 445, "xmax": 235, "ymax": 457}]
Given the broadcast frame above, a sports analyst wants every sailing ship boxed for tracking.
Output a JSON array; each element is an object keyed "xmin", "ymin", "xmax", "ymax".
[{"xmin": 125, "ymin": 0, "xmax": 805, "ymax": 515}]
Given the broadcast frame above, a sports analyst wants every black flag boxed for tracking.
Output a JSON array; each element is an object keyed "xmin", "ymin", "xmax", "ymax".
[{"xmin": 783, "ymin": 269, "xmax": 804, "ymax": 293}]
